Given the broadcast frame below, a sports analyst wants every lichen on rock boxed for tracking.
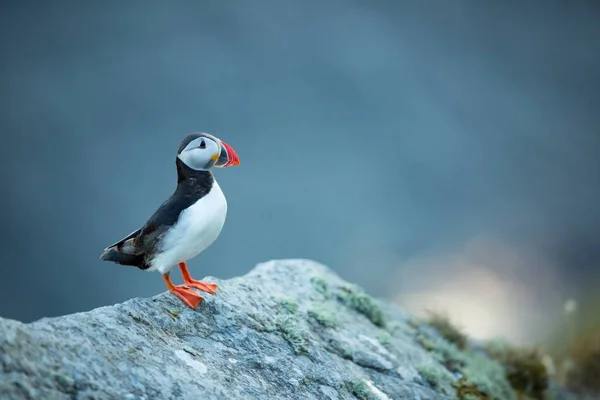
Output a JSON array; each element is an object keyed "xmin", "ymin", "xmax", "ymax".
[
  {"xmin": 0, "ymin": 259, "xmax": 568, "ymax": 400},
  {"xmin": 308, "ymin": 302, "xmax": 339, "ymax": 328},
  {"xmin": 413, "ymin": 311, "xmax": 556, "ymax": 400},
  {"xmin": 335, "ymin": 283, "xmax": 387, "ymax": 328}
]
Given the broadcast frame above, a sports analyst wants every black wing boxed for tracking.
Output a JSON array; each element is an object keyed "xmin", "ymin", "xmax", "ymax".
[
  {"xmin": 103, "ymin": 228, "xmax": 142, "ymax": 251},
  {"xmin": 105, "ymin": 166, "xmax": 213, "ymax": 261},
  {"xmin": 134, "ymin": 191, "xmax": 199, "ymax": 254}
]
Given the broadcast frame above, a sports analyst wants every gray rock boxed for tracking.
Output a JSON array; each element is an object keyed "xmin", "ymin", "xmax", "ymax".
[{"xmin": 0, "ymin": 259, "xmax": 463, "ymax": 400}]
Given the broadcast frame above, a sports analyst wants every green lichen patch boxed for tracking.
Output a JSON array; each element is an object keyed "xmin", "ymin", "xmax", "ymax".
[
  {"xmin": 336, "ymin": 284, "xmax": 386, "ymax": 328},
  {"xmin": 53, "ymin": 373, "xmax": 75, "ymax": 394},
  {"xmin": 424, "ymin": 310, "xmax": 468, "ymax": 350},
  {"xmin": 376, "ymin": 331, "xmax": 391, "ymax": 346},
  {"xmin": 342, "ymin": 346, "xmax": 354, "ymax": 359},
  {"xmin": 308, "ymin": 302, "xmax": 339, "ymax": 328},
  {"xmin": 247, "ymin": 317, "xmax": 276, "ymax": 333},
  {"xmin": 454, "ymin": 380, "xmax": 489, "ymax": 400},
  {"xmin": 416, "ymin": 330, "xmax": 516, "ymax": 400},
  {"xmin": 310, "ymin": 276, "xmax": 329, "ymax": 296},
  {"xmin": 275, "ymin": 314, "xmax": 309, "ymax": 355},
  {"xmin": 417, "ymin": 364, "xmax": 451, "ymax": 389},
  {"xmin": 275, "ymin": 297, "xmax": 299, "ymax": 314},
  {"xmin": 455, "ymin": 351, "xmax": 516, "ymax": 400},
  {"xmin": 272, "ymin": 295, "xmax": 309, "ymax": 355},
  {"xmin": 261, "ymin": 322, "xmax": 276, "ymax": 333},
  {"xmin": 384, "ymin": 320, "xmax": 402, "ymax": 336},
  {"xmin": 461, "ymin": 394, "xmax": 484, "ymax": 400},
  {"xmin": 300, "ymin": 376, "xmax": 311, "ymax": 386},
  {"xmin": 346, "ymin": 380, "xmax": 372, "ymax": 400},
  {"xmin": 416, "ymin": 332, "xmax": 467, "ymax": 373},
  {"xmin": 416, "ymin": 312, "xmax": 550, "ymax": 399},
  {"xmin": 484, "ymin": 339, "xmax": 549, "ymax": 400}
]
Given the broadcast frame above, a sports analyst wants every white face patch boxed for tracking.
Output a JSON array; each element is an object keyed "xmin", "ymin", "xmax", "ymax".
[{"xmin": 177, "ymin": 136, "xmax": 220, "ymax": 171}]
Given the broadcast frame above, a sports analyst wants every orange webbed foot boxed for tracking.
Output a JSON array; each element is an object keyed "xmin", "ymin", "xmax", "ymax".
[
  {"xmin": 179, "ymin": 262, "xmax": 218, "ymax": 295},
  {"xmin": 185, "ymin": 280, "xmax": 218, "ymax": 295},
  {"xmin": 162, "ymin": 273, "xmax": 203, "ymax": 309},
  {"xmin": 170, "ymin": 285, "xmax": 203, "ymax": 309}
]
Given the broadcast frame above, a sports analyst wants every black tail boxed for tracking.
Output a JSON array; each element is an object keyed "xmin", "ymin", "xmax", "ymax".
[
  {"xmin": 100, "ymin": 248, "xmax": 143, "ymax": 266},
  {"xmin": 100, "ymin": 228, "xmax": 143, "ymax": 267}
]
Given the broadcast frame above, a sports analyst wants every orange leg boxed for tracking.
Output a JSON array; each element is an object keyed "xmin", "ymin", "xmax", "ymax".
[
  {"xmin": 179, "ymin": 262, "xmax": 218, "ymax": 295},
  {"xmin": 162, "ymin": 273, "xmax": 203, "ymax": 309}
]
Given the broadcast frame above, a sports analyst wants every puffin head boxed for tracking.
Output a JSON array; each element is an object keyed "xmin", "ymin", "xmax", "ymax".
[{"xmin": 177, "ymin": 132, "xmax": 240, "ymax": 171}]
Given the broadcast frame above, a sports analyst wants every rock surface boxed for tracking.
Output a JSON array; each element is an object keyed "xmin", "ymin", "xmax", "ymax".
[{"xmin": 0, "ymin": 259, "xmax": 542, "ymax": 399}]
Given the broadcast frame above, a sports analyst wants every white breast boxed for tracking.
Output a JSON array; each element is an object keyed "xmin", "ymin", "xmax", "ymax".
[{"xmin": 149, "ymin": 181, "xmax": 228, "ymax": 274}]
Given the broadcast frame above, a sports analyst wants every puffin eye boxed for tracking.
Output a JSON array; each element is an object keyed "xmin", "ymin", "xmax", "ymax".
[{"xmin": 199, "ymin": 140, "xmax": 206, "ymax": 149}]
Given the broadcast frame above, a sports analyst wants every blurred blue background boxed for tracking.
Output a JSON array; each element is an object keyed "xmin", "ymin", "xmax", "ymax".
[{"xmin": 1, "ymin": 0, "xmax": 598, "ymax": 345}]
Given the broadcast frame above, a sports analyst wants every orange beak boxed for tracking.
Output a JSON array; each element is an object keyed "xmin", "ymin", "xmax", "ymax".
[{"xmin": 219, "ymin": 141, "xmax": 240, "ymax": 167}]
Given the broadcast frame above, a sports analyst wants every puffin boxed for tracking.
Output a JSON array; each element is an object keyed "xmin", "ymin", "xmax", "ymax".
[{"xmin": 100, "ymin": 132, "xmax": 240, "ymax": 309}]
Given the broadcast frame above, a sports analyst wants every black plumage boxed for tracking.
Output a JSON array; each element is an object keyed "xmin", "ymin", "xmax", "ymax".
[
  {"xmin": 100, "ymin": 131, "xmax": 240, "ymax": 309},
  {"xmin": 100, "ymin": 142, "xmax": 215, "ymax": 270}
]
